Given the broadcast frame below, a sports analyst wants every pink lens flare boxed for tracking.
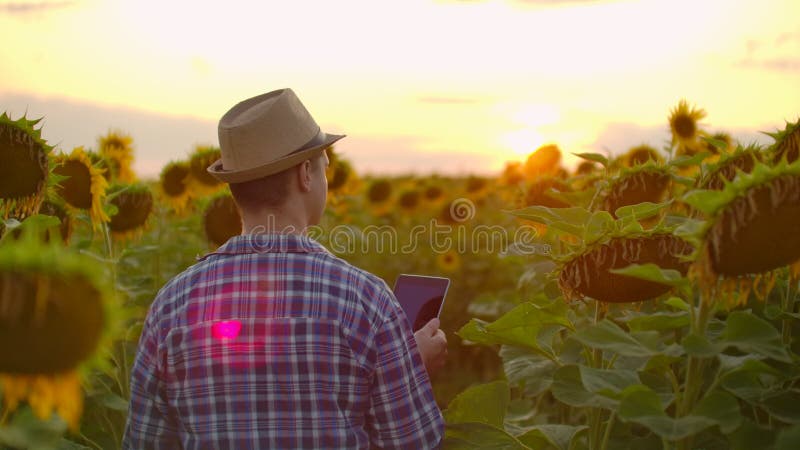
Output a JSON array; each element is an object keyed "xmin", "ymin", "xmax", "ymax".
[{"xmin": 212, "ymin": 320, "xmax": 242, "ymax": 340}]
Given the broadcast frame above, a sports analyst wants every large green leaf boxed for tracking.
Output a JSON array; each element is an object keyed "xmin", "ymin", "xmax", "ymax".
[
  {"xmin": 583, "ymin": 211, "xmax": 615, "ymax": 243},
  {"xmin": 681, "ymin": 333, "xmax": 722, "ymax": 357},
  {"xmin": 458, "ymin": 302, "xmax": 571, "ymax": 357},
  {"xmin": 573, "ymin": 319, "xmax": 657, "ymax": 357},
  {"xmin": 500, "ymin": 346, "xmax": 557, "ymax": 397},
  {"xmin": 626, "ymin": 311, "xmax": 690, "ymax": 332},
  {"xmin": 760, "ymin": 391, "xmax": 800, "ymax": 424},
  {"xmin": 682, "ymin": 189, "xmax": 730, "ymax": 215},
  {"xmin": 614, "ymin": 201, "xmax": 673, "ymax": 223},
  {"xmin": 444, "ymin": 422, "xmax": 532, "ymax": 450},
  {"xmin": 552, "ymin": 365, "xmax": 616, "ymax": 409},
  {"xmin": 517, "ymin": 425, "xmax": 587, "ymax": 450},
  {"xmin": 775, "ymin": 424, "xmax": 800, "ymax": 450},
  {"xmin": 609, "ymin": 263, "xmax": 689, "ymax": 290},
  {"xmin": 444, "ymin": 380, "xmax": 510, "ymax": 428},
  {"xmin": 579, "ymin": 365, "xmax": 640, "ymax": 398},
  {"xmin": 507, "ymin": 206, "xmax": 592, "ymax": 236},
  {"xmin": 618, "ymin": 386, "xmax": 742, "ymax": 440},
  {"xmin": 721, "ymin": 312, "xmax": 792, "ymax": 362},
  {"xmin": 0, "ymin": 407, "xmax": 67, "ymax": 449},
  {"xmin": 728, "ymin": 420, "xmax": 777, "ymax": 450}
]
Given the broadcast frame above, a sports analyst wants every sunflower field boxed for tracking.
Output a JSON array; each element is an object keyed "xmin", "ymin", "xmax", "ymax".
[{"xmin": 0, "ymin": 102, "xmax": 799, "ymax": 450}]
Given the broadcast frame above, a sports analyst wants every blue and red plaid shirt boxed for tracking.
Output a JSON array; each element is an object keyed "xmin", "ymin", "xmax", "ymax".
[{"xmin": 123, "ymin": 233, "xmax": 444, "ymax": 449}]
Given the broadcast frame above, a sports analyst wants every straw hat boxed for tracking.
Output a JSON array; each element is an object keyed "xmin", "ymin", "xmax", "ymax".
[{"xmin": 207, "ymin": 88, "xmax": 345, "ymax": 183}]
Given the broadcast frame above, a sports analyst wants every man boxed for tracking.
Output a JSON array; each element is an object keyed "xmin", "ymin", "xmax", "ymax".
[{"xmin": 123, "ymin": 88, "xmax": 448, "ymax": 449}]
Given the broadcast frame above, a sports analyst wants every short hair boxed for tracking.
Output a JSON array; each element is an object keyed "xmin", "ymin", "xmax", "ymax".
[{"xmin": 228, "ymin": 153, "xmax": 324, "ymax": 212}]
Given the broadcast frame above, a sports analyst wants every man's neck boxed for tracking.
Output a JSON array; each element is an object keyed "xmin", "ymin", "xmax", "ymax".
[{"xmin": 241, "ymin": 207, "xmax": 309, "ymax": 236}]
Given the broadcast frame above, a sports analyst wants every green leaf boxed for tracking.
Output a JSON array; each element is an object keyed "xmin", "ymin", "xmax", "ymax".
[
  {"xmin": 583, "ymin": 211, "xmax": 615, "ymax": 243},
  {"xmin": 579, "ymin": 366, "xmax": 641, "ymax": 397},
  {"xmin": 775, "ymin": 424, "xmax": 800, "ymax": 450},
  {"xmin": 444, "ymin": 422, "xmax": 532, "ymax": 450},
  {"xmin": 458, "ymin": 302, "xmax": 571, "ymax": 357},
  {"xmin": 552, "ymin": 365, "xmax": 617, "ymax": 409},
  {"xmin": 0, "ymin": 407, "xmax": 67, "ymax": 449},
  {"xmin": 444, "ymin": 380, "xmax": 510, "ymax": 428},
  {"xmin": 500, "ymin": 346, "xmax": 557, "ymax": 397},
  {"xmin": 682, "ymin": 189, "xmax": 730, "ymax": 215},
  {"xmin": 618, "ymin": 386, "xmax": 741, "ymax": 440},
  {"xmin": 664, "ymin": 296, "xmax": 690, "ymax": 311},
  {"xmin": 507, "ymin": 206, "xmax": 592, "ymax": 235},
  {"xmin": 517, "ymin": 425, "xmax": 587, "ymax": 450},
  {"xmin": 722, "ymin": 312, "xmax": 791, "ymax": 362},
  {"xmin": 760, "ymin": 391, "xmax": 800, "ymax": 424},
  {"xmin": 573, "ymin": 319, "xmax": 656, "ymax": 357},
  {"xmin": 572, "ymin": 152, "xmax": 608, "ymax": 167},
  {"xmin": 609, "ymin": 263, "xmax": 688, "ymax": 289},
  {"xmin": 728, "ymin": 420, "xmax": 777, "ymax": 450},
  {"xmin": 626, "ymin": 311, "xmax": 689, "ymax": 332},
  {"xmin": 671, "ymin": 151, "xmax": 710, "ymax": 168},
  {"xmin": 614, "ymin": 201, "xmax": 673, "ymax": 222},
  {"xmin": 100, "ymin": 392, "xmax": 129, "ymax": 412},
  {"xmin": 681, "ymin": 333, "xmax": 722, "ymax": 357}
]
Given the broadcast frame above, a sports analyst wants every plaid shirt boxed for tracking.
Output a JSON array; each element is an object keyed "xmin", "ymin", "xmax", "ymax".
[{"xmin": 123, "ymin": 234, "xmax": 443, "ymax": 449}]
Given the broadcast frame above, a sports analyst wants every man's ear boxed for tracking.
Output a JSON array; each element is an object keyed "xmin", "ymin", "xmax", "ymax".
[{"xmin": 297, "ymin": 160, "xmax": 313, "ymax": 193}]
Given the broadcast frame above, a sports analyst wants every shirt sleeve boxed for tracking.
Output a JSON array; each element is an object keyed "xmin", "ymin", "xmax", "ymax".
[
  {"xmin": 365, "ymin": 300, "xmax": 445, "ymax": 449},
  {"xmin": 122, "ymin": 309, "xmax": 180, "ymax": 449}
]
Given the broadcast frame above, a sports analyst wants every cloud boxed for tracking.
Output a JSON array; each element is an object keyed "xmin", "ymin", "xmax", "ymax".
[
  {"xmin": 737, "ymin": 31, "xmax": 800, "ymax": 73},
  {"xmin": 0, "ymin": 0, "xmax": 76, "ymax": 14}
]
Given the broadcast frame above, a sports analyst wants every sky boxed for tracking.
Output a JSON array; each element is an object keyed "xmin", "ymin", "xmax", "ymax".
[{"xmin": 1, "ymin": 0, "xmax": 799, "ymax": 177}]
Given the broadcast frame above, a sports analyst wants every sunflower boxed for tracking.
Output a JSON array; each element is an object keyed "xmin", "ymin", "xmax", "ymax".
[
  {"xmin": 600, "ymin": 164, "xmax": 672, "ymax": 218},
  {"xmin": 559, "ymin": 232, "xmax": 694, "ymax": 303},
  {"xmin": 501, "ymin": 161, "xmax": 525, "ymax": 185},
  {"xmin": 188, "ymin": 146, "xmax": 224, "ymax": 195},
  {"xmin": 0, "ymin": 237, "xmax": 115, "ymax": 430},
  {"xmin": 684, "ymin": 160, "xmax": 800, "ymax": 307},
  {"xmin": 366, "ymin": 179, "xmax": 392, "ymax": 204},
  {"xmin": 768, "ymin": 118, "xmax": 800, "ymax": 165},
  {"xmin": 0, "ymin": 113, "xmax": 52, "ymax": 220},
  {"xmin": 53, "ymin": 147, "xmax": 109, "ymax": 229},
  {"xmin": 398, "ymin": 190, "xmax": 420, "ymax": 211},
  {"xmin": 621, "ymin": 145, "xmax": 663, "ymax": 167},
  {"xmin": 436, "ymin": 250, "xmax": 461, "ymax": 273},
  {"xmin": 327, "ymin": 157, "xmax": 353, "ymax": 192},
  {"xmin": 98, "ymin": 131, "xmax": 135, "ymax": 183},
  {"xmin": 524, "ymin": 144, "xmax": 562, "ymax": 180},
  {"xmin": 465, "ymin": 176, "xmax": 488, "ymax": 194},
  {"xmin": 203, "ymin": 194, "xmax": 242, "ymax": 247},
  {"xmin": 702, "ymin": 132, "xmax": 734, "ymax": 156},
  {"xmin": 159, "ymin": 161, "xmax": 192, "ymax": 213},
  {"xmin": 424, "ymin": 184, "xmax": 444, "ymax": 201},
  {"xmin": 669, "ymin": 99, "xmax": 707, "ymax": 149},
  {"xmin": 699, "ymin": 144, "xmax": 763, "ymax": 191},
  {"xmin": 107, "ymin": 183, "xmax": 153, "ymax": 239},
  {"xmin": 574, "ymin": 161, "xmax": 598, "ymax": 176}
]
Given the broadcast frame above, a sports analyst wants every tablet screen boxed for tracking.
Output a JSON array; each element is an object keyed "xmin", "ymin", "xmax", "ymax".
[{"xmin": 393, "ymin": 274, "xmax": 450, "ymax": 331}]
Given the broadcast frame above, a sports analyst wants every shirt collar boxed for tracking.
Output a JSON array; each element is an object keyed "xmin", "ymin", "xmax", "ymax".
[{"xmin": 197, "ymin": 233, "xmax": 329, "ymax": 261}]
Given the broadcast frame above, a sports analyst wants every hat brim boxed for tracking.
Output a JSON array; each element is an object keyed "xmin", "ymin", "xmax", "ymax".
[{"xmin": 207, "ymin": 133, "xmax": 345, "ymax": 183}]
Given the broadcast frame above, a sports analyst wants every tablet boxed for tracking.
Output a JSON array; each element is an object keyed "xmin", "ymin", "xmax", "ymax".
[{"xmin": 392, "ymin": 274, "xmax": 450, "ymax": 332}]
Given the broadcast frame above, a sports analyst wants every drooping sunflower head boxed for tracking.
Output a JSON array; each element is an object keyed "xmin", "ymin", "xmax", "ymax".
[
  {"xmin": 107, "ymin": 183, "xmax": 154, "ymax": 239},
  {"xmin": 768, "ymin": 118, "xmax": 800, "ymax": 165},
  {"xmin": 0, "ymin": 237, "xmax": 116, "ymax": 430},
  {"xmin": 683, "ymin": 160, "xmax": 800, "ymax": 307},
  {"xmin": 621, "ymin": 145, "xmax": 663, "ymax": 167},
  {"xmin": 0, "ymin": 113, "xmax": 52, "ymax": 220},
  {"xmin": 159, "ymin": 161, "xmax": 192, "ymax": 213},
  {"xmin": 366, "ymin": 179, "xmax": 392, "ymax": 204},
  {"xmin": 702, "ymin": 132, "xmax": 735, "ymax": 156},
  {"xmin": 699, "ymin": 144, "xmax": 764, "ymax": 191},
  {"xmin": 669, "ymin": 99, "xmax": 707, "ymax": 149},
  {"xmin": 424, "ymin": 184, "xmax": 444, "ymax": 201},
  {"xmin": 53, "ymin": 147, "xmax": 110, "ymax": 228},
  {"xmin": 559, "ymin": 232, "xmax": 694, "ymax": 303},
  {"xmin": 600, "ymin": 164, "xmax": 672, "ymax": 218},
  {"xmin": 98, "ymin": 131, "xmax": 135, "ymax": 183},
  {"xmin": 203, "ymin": 193, "xmax": 242, "ymax": 248},
  {"xmin": 524, "ymin": 144, "xmax": 562, "ymax": 180},
  {"xmin": 188, "ymin": 146, "xmax": 224, "ymax": 192},
  {"xmin": 465, "ymin": 176, "xmax": 488, "ymax": 194}
]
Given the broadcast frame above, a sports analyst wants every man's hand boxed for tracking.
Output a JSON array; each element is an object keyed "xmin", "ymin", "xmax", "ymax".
[{"xmin": 414, "ymin": 318, "xmax": 448, "ymax": 376}]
